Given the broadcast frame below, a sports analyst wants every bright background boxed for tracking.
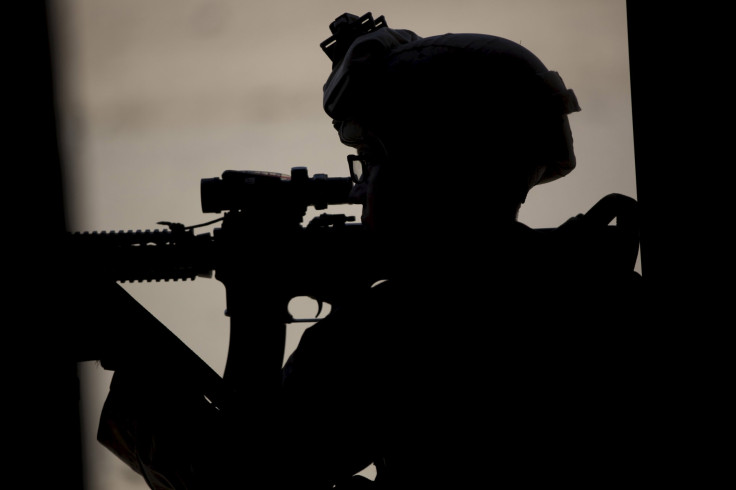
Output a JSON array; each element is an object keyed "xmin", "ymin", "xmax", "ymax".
[{"xmin": 48, "ymin": 1, "xmax": 636, "ymax": 488}]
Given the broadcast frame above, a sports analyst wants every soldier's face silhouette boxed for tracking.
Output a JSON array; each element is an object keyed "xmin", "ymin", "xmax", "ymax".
[{"xmin": 348, "ymin": 139, "xmax": 388, "ymax": 233}]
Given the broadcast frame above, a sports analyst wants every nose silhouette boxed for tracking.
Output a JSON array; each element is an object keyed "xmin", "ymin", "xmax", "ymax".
[{"xmin": 348, "ymin": 182, "xmax": 367, "ymax": 205}]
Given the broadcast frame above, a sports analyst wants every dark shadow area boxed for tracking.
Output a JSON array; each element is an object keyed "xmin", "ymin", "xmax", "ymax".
[
  {"xmin": 9, "ymin": 2, "xmax": 83, "ymax": 489},
  {"xmin": 627, "ymin": 3, "xmax": 727, "ymax": 485}
]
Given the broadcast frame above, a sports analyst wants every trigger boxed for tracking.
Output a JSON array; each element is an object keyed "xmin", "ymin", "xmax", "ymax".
[{"xmin": 316, "ymin": 300, "xmax": 324, "ymax": 318}]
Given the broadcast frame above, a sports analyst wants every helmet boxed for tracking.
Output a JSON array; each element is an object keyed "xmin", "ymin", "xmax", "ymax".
[{"xmin": 321, "ymin": 13, "xmax": 581, "ymax": 186}]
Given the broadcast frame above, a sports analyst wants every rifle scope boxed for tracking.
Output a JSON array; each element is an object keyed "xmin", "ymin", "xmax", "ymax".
[{"xmin": 200, "ymin": 167, "xmax": 354, "ymax": 214}]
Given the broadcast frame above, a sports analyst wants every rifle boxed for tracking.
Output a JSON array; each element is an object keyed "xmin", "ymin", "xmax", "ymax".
[
  {"xmin": 67, "ymin": 166, "xmax": 381, "ymax": 391},
  {"xmin": 67, "ymin": 166, "xmax": 389, "ymax": 485}
]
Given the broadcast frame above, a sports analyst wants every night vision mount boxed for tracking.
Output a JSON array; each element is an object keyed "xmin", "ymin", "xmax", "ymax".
[{"xmin": 320, "ymin": 12, "xmax": 387, "ymax": 65}]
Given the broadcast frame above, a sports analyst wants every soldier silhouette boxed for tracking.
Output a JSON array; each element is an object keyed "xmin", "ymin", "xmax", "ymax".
[{"xmin": 87, "ymin": 13, "xmax": 643, "ymax": 490}]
